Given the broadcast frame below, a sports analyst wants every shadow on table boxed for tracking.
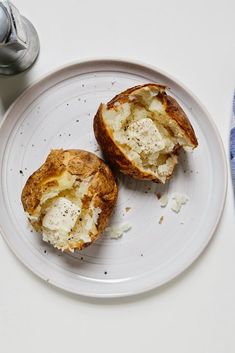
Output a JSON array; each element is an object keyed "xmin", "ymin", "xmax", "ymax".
[{"xmin": 0, "ymin": 71, "xmax": 30, "ymax": 114}]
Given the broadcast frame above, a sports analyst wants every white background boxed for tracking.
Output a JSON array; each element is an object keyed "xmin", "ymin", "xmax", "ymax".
[{"xmin": 0, "ymin": 0, "xmax": 235, "ymax": 352}]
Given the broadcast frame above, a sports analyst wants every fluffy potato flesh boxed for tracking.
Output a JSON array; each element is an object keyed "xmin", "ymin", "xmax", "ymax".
[
  {"xmin": 38, "ymin": 175, "xmax": 100, "ymax": 251},
  {"xmin": 22, "ymin": 150, "xmax": 118, "ymax": 252},
  {"xmin": 95, "ymin": 84, "xmax": 198, "ymax": 183}
]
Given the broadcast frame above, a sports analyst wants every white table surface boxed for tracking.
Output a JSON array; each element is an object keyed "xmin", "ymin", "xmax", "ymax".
[{"xmin": 1, "ymin": 0, "xmax": 235, "ymax": 352}]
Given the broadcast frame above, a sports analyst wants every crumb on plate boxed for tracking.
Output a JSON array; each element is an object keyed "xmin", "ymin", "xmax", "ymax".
[
  {"xmin": 125, "ymin": 207, "xmax": 131, "ymax": 213},
  {"xmin": 104, "ymin": 223, "xmax": 132, "ymax": 239},
  {"xmin": 159, "ymin": 194, "xmax": 168, "ymax": 207},
  {"xmin": 171, "ymin": 193, "xmax": 189, "ymax": 213},
  {"xmin": 159, "ymin": 215, "xmax": 164, "ymax": 224}
]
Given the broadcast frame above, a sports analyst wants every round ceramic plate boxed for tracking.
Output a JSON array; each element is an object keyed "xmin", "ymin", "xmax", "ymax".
[{"xmin": 0, "ymin": 59, "xmax": 227, "ymax": 297}]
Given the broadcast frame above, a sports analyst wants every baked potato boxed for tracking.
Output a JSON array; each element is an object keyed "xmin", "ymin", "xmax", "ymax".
[
  {"xmin": 21, "ymin": 149, "xmax": 118, "ymax": 252},
  {"xmin": 94, "ymin": 83, "xmax": 198, "ymax": 183}
]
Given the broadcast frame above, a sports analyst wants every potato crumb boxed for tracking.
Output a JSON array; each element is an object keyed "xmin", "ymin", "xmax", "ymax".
[
  {"xmin": 125, "ymin": 207, "xmax": 131, "ymax": 213},
  {"xmin": 159, "ymin": 216, "xmax": 164, "ymax": 224},
  {"xmin": 159, "ymin": 194, "xmax": 168, "ymax": 207},
  {"xmin": 105, "ymin": 223, "xmax": 132, "ymax": 239},
  {"xmin": 156, "ymin": 192, "xmax": 161, "ymax": 199},
  {"xmin": 171, "ymin": 193, "xmax": 189, "ymax": 213}
]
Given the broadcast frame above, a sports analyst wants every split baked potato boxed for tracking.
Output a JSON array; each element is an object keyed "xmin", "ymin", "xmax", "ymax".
[
  {"xmin": 94, "ymin": 84, "xmax": 198, "ymax": 183},
  {"xmin": 21, "ymin": 149, "xmax": 118, "ymax": 252}
]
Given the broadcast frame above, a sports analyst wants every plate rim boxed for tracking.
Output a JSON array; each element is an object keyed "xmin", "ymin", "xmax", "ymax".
[{"xmin": 0, "ymin": 57, "xmax": 228, "ymax": 298}]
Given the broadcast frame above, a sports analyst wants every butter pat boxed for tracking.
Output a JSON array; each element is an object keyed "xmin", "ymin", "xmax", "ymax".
[
  {"xmin": 43, "ymin": 197, "xmax": 80, "ymax": 233},
  {"xmin": 127, "ymin": 118, "xmax": 165, "ymax": 154}
]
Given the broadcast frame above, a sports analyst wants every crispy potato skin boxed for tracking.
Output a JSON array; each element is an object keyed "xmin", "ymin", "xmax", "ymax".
[
  {"xmin": 93, "ymin": 83, "xmax": 198, "ymax": 182},
  {"xmin": 21, "ymin": 149, "xmax": 118, "ymax": 250},
  {"xmin": 106, "ymin": 83, "xmax": 166, "ymax": 109},
  {"xmin": 158, "ymin": 93, "xmax": 198, "ymax": 147}
]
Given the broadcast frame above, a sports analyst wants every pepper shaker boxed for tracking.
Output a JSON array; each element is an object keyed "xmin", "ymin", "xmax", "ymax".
[{"xmin": 0, "ymin": 1, "xmax": 40, "ymax": 75}]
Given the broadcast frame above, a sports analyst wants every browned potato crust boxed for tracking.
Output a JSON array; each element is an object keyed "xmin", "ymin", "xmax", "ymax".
[
  {"xmin": 22, "ymin": 149, "xmax": 118, "ymax": 251},
  {"xmin": 94, "ymin": 83, "xmax": 198, "ymax": 183}
]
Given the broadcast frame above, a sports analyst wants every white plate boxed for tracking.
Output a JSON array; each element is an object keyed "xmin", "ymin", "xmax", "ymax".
[{"xmin": 0, "ymin": 59, "xmax": 227, "ymax": 297}]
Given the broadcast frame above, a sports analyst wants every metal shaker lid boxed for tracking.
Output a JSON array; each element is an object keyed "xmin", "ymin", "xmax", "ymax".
[{"xmin": 0, "ymin": 4, "xmax": 11, "ymax": 43}]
